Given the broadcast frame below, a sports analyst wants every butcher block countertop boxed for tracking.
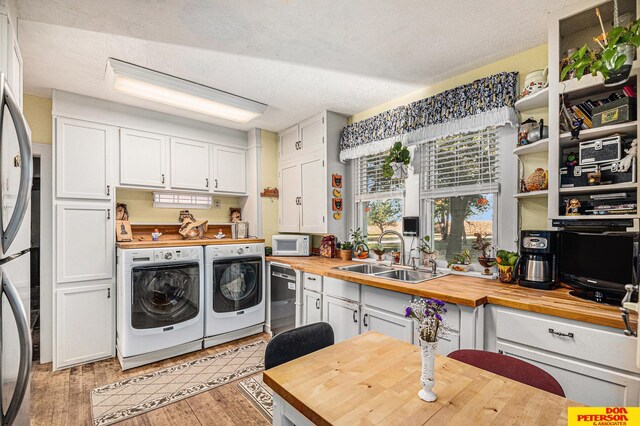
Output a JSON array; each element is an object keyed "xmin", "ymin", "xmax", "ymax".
[
  {"xmin": 263, "ymin": 332, "xmax": 581, "ymax": 425},
  {"xmin": 117, "ymin": 238, "xmax": 265, "ymax": 249},
  {"xmin": 267, "ymin": 255, "xmax": 636, "ymax": 330}
]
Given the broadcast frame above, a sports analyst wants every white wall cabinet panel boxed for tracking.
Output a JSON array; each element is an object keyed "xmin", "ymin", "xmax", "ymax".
[
  {"xmin": 299, "ymin": 114, "xmax": 324, "ymax": 156},
  {"xmin": 214, "ymin": 146, "xmax": 246, "ymax": 194},
  {"xmin": 56, "ymin": 118, "xmax": 114, "ymax": 200},
  {"xmin": 279, "ymin": 163, "xmax": 301, "ymax": 232},
  {"xmin": 170, "ymin": 138, "xmax": 210, "ymax": 191},
  {"xmin": 56, "ymin": 204, "xmax": 113, "ymax": 283},
  {"xmin": 299, "ymin": 157, "xmax": 325, "ymax": 233},
  {"xmin": 303, "ymin": 289, "xmax": 322, "ymax": 325},
  {"xmin": 323, "ymin": 295, "xmax": 359, "ymax": 343},
  {"xmin": 7, "ymin": 21, "xmax": 21, "ymax": 108},
  {"xmin": 279, "ymin": 124, "xmax": 299, "ymax": 163},
  {"xmin": 56, "ymin": 282, "xmax": 114, "ymax": 368},
  {"xmin": 361, "ymin": 306, "xmax": 413, "ymax": 344},
  {"xmin": 119, "ymin": 129, "xmax": 167, "ymax": 188}
]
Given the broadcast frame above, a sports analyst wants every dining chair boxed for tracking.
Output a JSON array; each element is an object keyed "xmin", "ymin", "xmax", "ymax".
[
  {"xmin": 448, "ymin": 349, "xmax": 565, "ymax": 397},
  {"xmin": 265, "ymin": 322, "xmax": 334, "ymax": 369}
]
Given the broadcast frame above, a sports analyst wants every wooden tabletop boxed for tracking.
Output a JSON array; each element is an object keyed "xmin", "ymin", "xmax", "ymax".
[
  {"xmin": 263, "ymin": 332, "xmax": 581, "ymax": 425},
  {"xmin": 117, "ymin": 238, "xmax": 265, "ymax": 249},
  {"xmin": 266, "ymin": 256, "xmax": 637, "ymax": 330}
]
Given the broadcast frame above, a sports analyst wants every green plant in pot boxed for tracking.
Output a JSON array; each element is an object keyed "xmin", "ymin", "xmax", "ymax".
[
  {"xmin": 561, "ymin": 19, "xmax": 640, "ymax": 87},
  {"xmin": 495, "ymin": 249, "xmax": 519, "ymax": 283},
  {"xmin": 417, "ymin": 236, "xmax": 438, "ymax": 267},
  {"xmin": 338, "ymin": 241, "xmax": 354, "ymax": 261},
  {"xmin": 382, "ymin": 142, "xmax": 411, "ymax": 179},
  {"xmin": 447, "ymin": 249, "xmax": 472, "ymax": 272},
  {"xmin": 370, "ymin": 243, "xmax": 386, "ymax": 261}
]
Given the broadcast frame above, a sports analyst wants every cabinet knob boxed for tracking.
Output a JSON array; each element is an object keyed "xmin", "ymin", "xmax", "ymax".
[
  {"xmin": 363, "ymin": 313, "xmax": 368, "ymax": 327},
  {"xmin": 107, "ymin": 288, "xmax": 111, "ymax": 299},
  {"xmin": 206, "ymin": 178, "xmax": 209, "ymax": 188},
  {"xmin": 107, "ymin": 209, "xmax": 110, "ymax": 220},
  {"xmin": 316, "ymin": 298, "xmax": 320, "ymax": 309},
  {"xmin": 106, "ymin": 185, "xmax": 110, "ymax": 196},
  {"xmin": 161, "ymin": 174, "xmax": 165, "ymax": 184},
  {"xmin": 352, "ymin": 309, "xmax": 358, "ymax": 323}
]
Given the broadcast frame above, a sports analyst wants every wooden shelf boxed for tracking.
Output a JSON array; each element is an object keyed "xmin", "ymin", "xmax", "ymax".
[
  {"xmin": 515, "ymin": 88, "xmax": 549, "ymax": 112},
  {"xmin": 559, "ymin": 121, "xmax": 637, "ymax": 147},
  {"xmin": 558, "ymin": 61, "xmax": 640, "ymax": 99},
  {"xmin": 514, "ymin": 190, "xmax": 548, "ymax": 199},
  {"xmin": 513, "ymin": 138, "xmax": 549, "ymax": 155},
  {"xmin": 559, "ymin": 182, "xmax": 638, "ymax": 194}
]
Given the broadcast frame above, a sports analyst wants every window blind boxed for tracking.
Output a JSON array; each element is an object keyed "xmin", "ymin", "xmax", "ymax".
[
  {"xmin": 354, "ymin": 153, "xmax": 405, "ymax": 201},
  {"xmin": 153, "ymin": 192, "xmax": 213, "ymax": 209},
  {"xmin": 420, "ymin": 128, "xmax": 500, "ymax": 198}
]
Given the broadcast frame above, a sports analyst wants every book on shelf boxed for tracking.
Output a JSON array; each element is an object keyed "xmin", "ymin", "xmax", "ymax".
[{"xmin": 590, "ymin": 192, "xmax": 629, "ymax": 200}]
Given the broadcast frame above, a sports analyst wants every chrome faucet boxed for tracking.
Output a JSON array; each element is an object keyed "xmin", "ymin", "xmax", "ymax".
[
  {"xmin": 427, "ymin": 258, "xmax": 438, "ymax": 275},
  {"xmin": 378, "ymin": 230, "xmax": 405, "ymax": 266}
]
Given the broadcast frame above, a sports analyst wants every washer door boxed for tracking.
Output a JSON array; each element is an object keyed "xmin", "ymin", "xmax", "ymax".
[
  {"xmin": 212, "ymin": 257, "xmax": 262, "ymax": 313},
  {"xmin": 131, "ymin": 262, "xmax": 200, "ymax": 329}
]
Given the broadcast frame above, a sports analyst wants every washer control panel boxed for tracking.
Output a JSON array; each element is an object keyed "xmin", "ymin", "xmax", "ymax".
[
  {"xmin": 210, "ymin": 244, "xmax": 262, "ymax": 257},
  {"xmin": 154, "ymin": 248, "xmax": 200, "ymax": 261}
]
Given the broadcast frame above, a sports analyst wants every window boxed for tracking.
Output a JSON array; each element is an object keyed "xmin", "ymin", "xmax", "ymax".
[
  {"xmin": 354, "ymin": 153, "xmax": 405, "ymax": 249},
  {"xmin": 420, "ymin": 128, "xmax": 499, "ymax": 267},
  {"xmin": 153, "ymin": 192, "xmax": 212, "ymax": 209}
]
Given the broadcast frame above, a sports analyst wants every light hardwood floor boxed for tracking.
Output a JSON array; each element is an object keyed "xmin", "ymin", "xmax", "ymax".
[{"xmin": 30, "ymin": 334, "xmax": 271, "ymax": 426}]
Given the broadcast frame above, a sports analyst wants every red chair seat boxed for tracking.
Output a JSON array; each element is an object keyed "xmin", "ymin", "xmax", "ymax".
[{"xmin": 448, "ymin": 349, "xmax": 565, "ymax": 397}]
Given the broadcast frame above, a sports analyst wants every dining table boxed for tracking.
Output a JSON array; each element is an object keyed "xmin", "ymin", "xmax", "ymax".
[{"xmin": 262, "ymin": 331, "xmax": 583, "ymax": 425}]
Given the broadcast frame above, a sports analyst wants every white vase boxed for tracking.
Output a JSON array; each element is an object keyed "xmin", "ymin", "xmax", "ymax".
[{"xmin": 418, "ymin": 338, "xmax": 438, "ymax": 402}]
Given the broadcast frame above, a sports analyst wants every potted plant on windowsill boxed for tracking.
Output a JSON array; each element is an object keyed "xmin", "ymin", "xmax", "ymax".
[
  {"xmin": 418, "ymin": 236, "xmax": 438, "ymax": 267},
  {"xmin": 382, "ymin": 142, "xmax": 411, "ymax": 179},
  {"xmin": 472, "ymin": 233, "xmax": 495, "ymax": 276},
  {"xmin": 447, "ymin": 249, "xmax": 472, "ymax": 272},
  {"xmin": 370, "ymin": 243, "xmax": 386, "ymax": 261},
  {"xmin": 337, "ymin": 241, "xmax": 354, "ymax": 261}
]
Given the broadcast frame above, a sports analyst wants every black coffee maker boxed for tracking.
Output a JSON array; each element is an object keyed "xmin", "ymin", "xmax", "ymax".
[{"xmin": 514, "ymin": 230, "xmax": 559, "ymax": 290}]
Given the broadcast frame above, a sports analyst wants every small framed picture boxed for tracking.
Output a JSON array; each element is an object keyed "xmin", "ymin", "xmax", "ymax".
[{"xmin": 230, "ymin": 207, "xmax": 242, "ymax": 223}]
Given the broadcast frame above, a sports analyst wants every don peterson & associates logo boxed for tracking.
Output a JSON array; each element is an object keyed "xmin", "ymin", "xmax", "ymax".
[{"xmin": 568, "ymin": 407, "xmax": 640, "ymax": 426}]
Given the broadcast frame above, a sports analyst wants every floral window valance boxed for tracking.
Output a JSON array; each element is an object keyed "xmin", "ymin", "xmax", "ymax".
[{"xmin": 340, "ymin": 71, "xmax": 519, "ymax": 161}]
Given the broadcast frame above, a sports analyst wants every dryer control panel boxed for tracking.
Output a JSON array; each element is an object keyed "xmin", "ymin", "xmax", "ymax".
[
  {"xmin": 154, "ymin": 248, "xmax": 200, "ymax": 261},
  {"xmin": 209, "ymin": 245, "xmax": 263, "ymax": 257}
]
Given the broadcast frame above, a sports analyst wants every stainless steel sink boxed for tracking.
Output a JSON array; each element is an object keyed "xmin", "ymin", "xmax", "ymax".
[
  {"xmin": 335, "ymin": 263, "xmax": 446, "ymax": 284},
  {"xmin": 337, "ymin": 264, "xmax": 393, "ymax": 274}
]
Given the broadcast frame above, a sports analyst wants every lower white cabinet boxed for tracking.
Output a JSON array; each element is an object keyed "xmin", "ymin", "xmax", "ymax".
[
  {"xmin": 55, "ymin": 282, "xmax": 115, "ymax": 369},
  {"xmin": 361, "ymin": 306, "xmax": 413, "ymax": 344},
  {"xmin": 303, "ymin": 289, "xmax": 322, "ymax": 325},
  {"xmin": 323, "ymin": 295, "xmax": 360, "ymax": 343}
]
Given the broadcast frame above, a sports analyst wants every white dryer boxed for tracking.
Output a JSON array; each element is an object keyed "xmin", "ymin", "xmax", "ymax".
[
  {"xmin": 116, "ymin": 246, "xmax": 204, "ymax": 369},
  {"xmin": 204, "ymin": 243, "xmax": 265, "ymax": 348}
]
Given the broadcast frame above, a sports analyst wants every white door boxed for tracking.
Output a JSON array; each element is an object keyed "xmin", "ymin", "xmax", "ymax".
[
  {"xmin": 362, "ymin": 306, "xmax": 413, "ymax": 344},
  {"xmin": 56, "ymin": 204, "xmax": 113, "ymax": 283},
  {"xmin": 299, "ymin": 114, "xmax": 324, "ymax": 156},
  {"xmin": 323, "ymin": 295, "xmax": 359, "ymax": 343},
  {"xmin": 55, "ymin": 282, "xmax": 114, "ymax": 368},
  {"xmin": 279, "ymin": 163, "xmax": 301, "ymax": 232},
  {"xmin": 303, "ymin": 289, "xmax": 322, "ymax": 325},
  {"xmin": 279, "ymin": 124, "xmax": 299, "ymax": 163},
  {"xmin": 300, "ymin": 156, "xmax": 326, "ymax": 233},
  {"xmin": 56, "ymin": 118, "xmax": 114, "ymax": 200},
  {"xmin": 119, "ymin": 129, "xmax": 167, "ymax": 188},
  {"xmin": 170, "ymin": 138, "xmax": 211, "ymax": 190},
  {"xmin": 7, "ymin": 23, "xmax": 22, "ymax": 108},
  {"xmin": 214, "ymin": 146, "xmax": 246, "ymax": 193}
]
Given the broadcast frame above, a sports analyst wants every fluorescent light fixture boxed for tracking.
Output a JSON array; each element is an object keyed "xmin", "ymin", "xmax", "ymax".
[{"xmin": 105, "ymin": 58, "xmax": 267, "ymax": 123}]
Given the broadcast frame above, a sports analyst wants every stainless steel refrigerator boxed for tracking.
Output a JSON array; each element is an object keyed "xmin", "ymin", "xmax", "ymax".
[{"xmin": 0, "ymin": 73, "xmax": 32, "ymax": 425}]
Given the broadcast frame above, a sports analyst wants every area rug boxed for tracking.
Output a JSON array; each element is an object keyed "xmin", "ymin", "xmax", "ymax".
[
  {"xmin": 237, "ymin": 373, "xmax": 273, "ymax": 420},
  {"xmin": 91, "ymin": 340, "xmax": 266, "ymax": 426}
]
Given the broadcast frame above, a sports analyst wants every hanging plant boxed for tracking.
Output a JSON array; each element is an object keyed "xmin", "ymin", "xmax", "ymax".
[
  {"xmin": 382, "ymin": 142, "xmax": 411, "ymax": 179},
  {"xmin": 561, "ymin": 18, "xmax": 640, "ymax": 86}
]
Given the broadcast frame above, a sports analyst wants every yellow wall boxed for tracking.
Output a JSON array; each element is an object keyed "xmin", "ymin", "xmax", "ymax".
[
  {"xmin": 24, "ymin": 94, "xmax": 52, "ymax": 144},
  {"xmin": 350, "ymin": 44, "xmax": 550, "ymax": 231},
  {"xmin": 261, "ymin": 129, "xmax": 278, "ymax": 246}
]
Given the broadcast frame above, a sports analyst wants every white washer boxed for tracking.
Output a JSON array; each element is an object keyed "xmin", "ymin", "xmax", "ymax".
[
  {"xmin": 204, "ymin": 243, "xmax": 266, "ymax": 348},
  {"xmin": 117, "ymin": 246, "xmax": 204, "ymax": 369}
]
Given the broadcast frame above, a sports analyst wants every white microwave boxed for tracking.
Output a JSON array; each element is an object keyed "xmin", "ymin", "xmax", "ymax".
[{"xmin": 272, "ymin": 234, "xmax": 310, "ymax": 256}]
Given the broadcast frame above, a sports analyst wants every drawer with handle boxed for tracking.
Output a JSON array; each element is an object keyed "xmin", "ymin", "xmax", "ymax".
[
  {"xmin": 303, "ymin": 273, "xmax": 322, "ymax": 292},
  {"xmin": 495, "ymin": 307, "xmax": 639, "ymax": 372}
]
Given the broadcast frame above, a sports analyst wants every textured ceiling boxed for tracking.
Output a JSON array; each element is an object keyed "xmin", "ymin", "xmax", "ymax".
[{"xmin": 16, "ymin": 0, "xmax": 582, "ymax": 131}]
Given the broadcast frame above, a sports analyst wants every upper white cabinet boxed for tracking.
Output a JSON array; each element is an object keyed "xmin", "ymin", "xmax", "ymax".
[
  {"xmin": 119, "ymin": 129, "xmax": 168, "ymax": 188},
  {"xmin": 213, "ymin": 145, "xmax": 246, "ymax": 194},
  {"xmin": 56, "ymin": 203, "xmax": 114, "ymax": 283},
  {"xmin": 56, "ymin": 118, "xmax": 114, "ymax": 200},
  {"xmin": 170, "ymin": 138, "xmax": 211, "ymax": 191},
  {"xmin": 277, "ymin": 111, "xmax": 348, "ymax": 237}
]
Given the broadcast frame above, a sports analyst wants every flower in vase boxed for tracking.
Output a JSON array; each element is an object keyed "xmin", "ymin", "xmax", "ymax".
[{"xmin": 403, "ymin": 297, "xmax": 450, "ymax": 343}]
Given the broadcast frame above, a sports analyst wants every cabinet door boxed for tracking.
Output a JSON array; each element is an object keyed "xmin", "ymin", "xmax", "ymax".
[
  {"xmin": 7, "ymin": 22, "xmax": 22, "ymax": 108},
  {"xmin": 362, "ymin": 306, "xmax": 413, "ymax": 344},
  {"xmin": 323, "ymin": 295, "xmax": 359, "ymax": 343},
  {"xmin": 56, "ymin": 282, "xmax": 114, "ymax": 368},
  {"xmin": 303, "ymin": 289, "xmax": 322, "ymax": 325},
  {"xmin": 278, "ymin": 163, "xmax": 301, "ymax": 232},
  {"xmin": 170, "ymin": 138, "xmax": 211, "ymax": 190},
  {"xmin": 299, "ymin": 114, "xmax": 324, "ymax": 156},
  {"xmin": 299, "ymin": 156, "xmax": 326, "ymax": 233},
  {"xmin": 214, "ymin": 146, "xmax": 246, "ymax": 193},
  {"xmin": 279, "ymin": 124, "xmax": 299, "ymax": 163},
  {"xmin": 119, "ymin": 129, "xmax": 167, "ymax": 188},
  {"xmin": 56, "ymin": 204, "xmax": 113, "ymax": 283},
  {"xmin": 56, "ymin": 118, "xmax": 114, "ymax": 200}
]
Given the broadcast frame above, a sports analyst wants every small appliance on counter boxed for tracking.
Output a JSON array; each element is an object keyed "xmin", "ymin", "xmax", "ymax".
[
  {"xmin": 272, "ymin": 234, "xmax": 310, "ymax": 256},
  {"xmin": 514, "ymin": 230, "xmax": 559, "ymax": 290}
]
